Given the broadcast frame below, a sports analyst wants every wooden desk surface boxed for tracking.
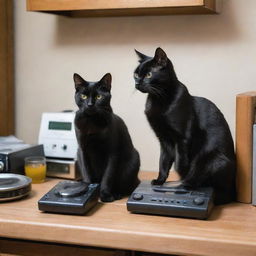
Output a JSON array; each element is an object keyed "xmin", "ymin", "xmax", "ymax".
[{"xmin": 1, "ymin": 171, "xmax": 256, "ymax": 256}]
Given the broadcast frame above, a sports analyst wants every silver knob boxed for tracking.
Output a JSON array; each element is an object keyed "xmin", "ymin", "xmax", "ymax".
[{"xmin": 0, "ymin": 161, "xmax": 4, "ymax": 171}]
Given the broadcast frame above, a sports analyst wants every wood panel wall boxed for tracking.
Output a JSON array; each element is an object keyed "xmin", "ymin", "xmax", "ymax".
[{"xmin": 0, "ymin": 0, "xmax": 14, "ymax": 136}]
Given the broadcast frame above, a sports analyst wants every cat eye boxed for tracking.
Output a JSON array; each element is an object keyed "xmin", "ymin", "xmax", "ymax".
[
  {"xmin": 81, "ymin": 94, "xmax": 87, "ymax": 100},
  {"xmin": 145, "ymin": 72, "xmax": 152, "ymax": 79},
  {"xmin": 134, "ymin": 73, "xmax": 139, "ymax": 79},
  {"xmin": 96, "ymin": 95, "xmax": 102, "ymax": 100}
]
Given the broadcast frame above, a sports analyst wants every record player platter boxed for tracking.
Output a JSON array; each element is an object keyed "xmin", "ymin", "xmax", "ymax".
[{"xmin": 0, "ymin": 173, "xmax": 32, "ymax": 202}]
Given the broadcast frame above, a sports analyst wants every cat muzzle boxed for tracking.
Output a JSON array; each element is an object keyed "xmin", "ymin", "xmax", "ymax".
[
  {"xmin": 135, "ymin": 84, "xmax": 148, "ymax": 93},
  {"xmin": 84, "ymin": 107, "xmax": 96, "ymax": 115}
]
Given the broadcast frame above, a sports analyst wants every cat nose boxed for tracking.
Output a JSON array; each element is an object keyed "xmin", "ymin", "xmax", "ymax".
[{"xmin": 87, "ymin": 99, "xmax": 94, "ymax": 107}]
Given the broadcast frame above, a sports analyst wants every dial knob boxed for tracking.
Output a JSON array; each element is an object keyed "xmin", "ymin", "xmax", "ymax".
[
  {"xmin": 0, "ymin": 161, "xmax": 4, "ymax": 171},
  {"xmin": 193, "ymin": 197, "xmax": 205, "ymax": 205},
  {"xmin": 62, "ymin": 145, "xmax": 67, "ymax": 150},
  {"xmin": 132, "ymin": 193, "xmax": 143, "ymax": 200}
]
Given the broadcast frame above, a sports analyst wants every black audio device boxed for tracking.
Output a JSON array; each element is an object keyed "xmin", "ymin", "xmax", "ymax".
[
  {"xmin": 0, "ymin": 144, "xmax": 44, "ymax": 174},
  {"xmin": 0, "ymin": 173, "xmax": 32, "ymax": 202},
  {"xmin": 38, "ymin": 180, "xmax": 99, "ymax": 215},
  {"xmin": 127, "ymin": 181, "xmax": 214, "ymax": 219}
]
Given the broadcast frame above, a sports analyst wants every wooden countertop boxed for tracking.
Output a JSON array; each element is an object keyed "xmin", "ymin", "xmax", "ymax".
[{"xmin": 1, "ymin": 171, "xmax": 256, "ymax": 256}]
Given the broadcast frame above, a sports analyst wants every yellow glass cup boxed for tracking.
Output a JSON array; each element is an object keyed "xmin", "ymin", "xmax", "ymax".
[{"xmin": 25, "ymin": 156, "xmax": 46, "ymax": 183}]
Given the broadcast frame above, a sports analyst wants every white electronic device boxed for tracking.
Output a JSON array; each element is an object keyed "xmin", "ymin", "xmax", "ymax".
[{"xmin": 38, "ymin": 112, "xmax": 78, "ymax": 159}]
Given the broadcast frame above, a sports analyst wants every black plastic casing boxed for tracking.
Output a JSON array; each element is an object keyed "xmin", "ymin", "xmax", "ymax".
[
  {"xmin": 38, "ymin": 181, "xmax": 99, "ymax": 215},
  {"xmin": 127, "ymin": 181, "xmax": 214, "ymax": 220}
]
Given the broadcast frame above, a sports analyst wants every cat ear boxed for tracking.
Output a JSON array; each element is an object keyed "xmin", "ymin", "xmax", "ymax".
[
  {"xmin": 135, "ymin": 49, "xmax": 149, "ymax": 63},
  {"xmin": 100, "ymin": 73, "xmax": 112, "ymax": 91},
  {"xmin": 73, "ymin": 73, "xmax": 87, "ymax": 90},
  {"xmin": 154, "ymin": 47, "xmax": 168, "ymax": 66}
]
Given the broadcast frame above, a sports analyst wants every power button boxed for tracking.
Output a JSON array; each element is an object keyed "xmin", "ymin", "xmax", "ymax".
[
  {"xmin": 193, "ymin": 197, "xmax": 205, "ymax": 205},
  {"xmin": 132, "ymin": 193, "xmax": 143, "ymax": 200}
]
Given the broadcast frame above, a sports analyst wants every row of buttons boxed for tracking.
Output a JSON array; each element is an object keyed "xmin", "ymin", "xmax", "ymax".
[
  {"xmin": 132, "ymin": 193, "xmax": 205, "ymax": 206},
  {"xmin": 51, "ymin": 144, "xmax": 68, "ymax": 150},
  {"xmin": 150, "ymin": 197, "xmax": 188, "ymax": 205}
]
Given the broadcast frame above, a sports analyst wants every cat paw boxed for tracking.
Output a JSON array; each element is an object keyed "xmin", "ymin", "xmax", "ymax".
[
  {"xmin": 100, "ymin": 190, "xmax": 115, "ymax": 202},
  {"xmin": 151, "ymin": 179, "xmax": 165, "ymax": 186},
  {"xmin": 113, "ymin": 193, "xmax": 122, "ymax": 200}
]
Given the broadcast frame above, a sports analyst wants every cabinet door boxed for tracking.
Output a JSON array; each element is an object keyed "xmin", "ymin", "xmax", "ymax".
[
  {"xmin": 0, "ymin": 238, "xmax": 132, "ymax": 256},
  {"xmin": 0, "ymin": 0, "xmax": 14, "ymax": 136}
]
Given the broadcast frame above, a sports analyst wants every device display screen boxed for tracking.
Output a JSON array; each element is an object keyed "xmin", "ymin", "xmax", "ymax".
[{"xmin": 48, "ymin": 121, "xmax": 72, "ymax": 131}]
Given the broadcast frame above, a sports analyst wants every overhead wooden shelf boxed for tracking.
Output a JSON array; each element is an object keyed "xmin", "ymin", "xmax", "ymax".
[{"xmin": 26, "ymin": 0, "xmax": 221, "ymax": 17}]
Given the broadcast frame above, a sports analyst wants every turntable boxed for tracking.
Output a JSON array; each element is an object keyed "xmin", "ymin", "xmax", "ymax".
[
  {"xmin": 0, "ymin": 173, "xmax": 32, "ymax": 202},
  {"xmin": 127, "ymin": 181, "xmax": 214, "ymax": 219},
  {"xmin": 38, "ymin": 180, "xmax": 99, "ymax": 215}
]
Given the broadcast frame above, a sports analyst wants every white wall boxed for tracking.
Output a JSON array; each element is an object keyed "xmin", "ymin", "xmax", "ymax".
[{"xmin": 14, "ymin": 0, "xmax": 256, "ymax": 171}]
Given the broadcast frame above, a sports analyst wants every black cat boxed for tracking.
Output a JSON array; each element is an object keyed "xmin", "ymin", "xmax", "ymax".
[
  {"xmin": 74, "ymin": 73, "xmax": 140, "ymax": 202},
  {"xmin": 134, "ymin": 47, "xmax": 236, "ymax": 205}
]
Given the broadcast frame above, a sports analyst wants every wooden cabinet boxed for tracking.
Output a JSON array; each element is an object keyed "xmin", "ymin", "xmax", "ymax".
[
  {"xmin": 0, "ymin": 238, "xmax": 131, "ymax": 256},
  {"xmin": 2, "ymin": 172, "xmax": 256, "ymax": 256},
  {"xmin": 0, "ymin": 0, "xmax": 14, "ymax": 136},
  {"xmin": 26, "ymin": 0, "xmax": 221, "ymax": 17}
]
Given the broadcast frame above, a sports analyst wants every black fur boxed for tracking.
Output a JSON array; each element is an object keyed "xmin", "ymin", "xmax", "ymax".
[
  {"xmin": 134, "ymin": 47, "xmax": 236, "ymax": 205},
  {"xmin": 74, "ymin": 73, "xmax": 140, "ymax": 202}
]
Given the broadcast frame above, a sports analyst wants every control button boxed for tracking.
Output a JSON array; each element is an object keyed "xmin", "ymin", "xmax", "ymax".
[
  {"xmin": 0, "ymin": 161, "xmax": 4, "ymax": 171},
  {"xmin": 132, "ymin": 193, "xmax": 143, "ymax": 200},
  {"xmin": 62, "ymin": 145, "xmax": 67, "ymax": 150},
  {"xmin": 52, "ymin": 144, "xmax": 57, "ymax": 149},
  {"xmin": 193, "ymin": 197, "xmax": 205, "ymax": 205}
]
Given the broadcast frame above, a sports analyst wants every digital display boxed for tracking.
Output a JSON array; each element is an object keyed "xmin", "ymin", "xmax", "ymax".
[{"xmin": 48, "ymin": 121, "xmax": 72, "ymax": 131}]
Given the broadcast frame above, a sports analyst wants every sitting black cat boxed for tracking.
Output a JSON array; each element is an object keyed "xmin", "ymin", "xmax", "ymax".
[
  {"xmin": 134, "ymin": 47, "xmax": 236, "ymax": 205},
  {"xmin": 74, "ymin": 73, "xmax": 140, "ymax": 202}
]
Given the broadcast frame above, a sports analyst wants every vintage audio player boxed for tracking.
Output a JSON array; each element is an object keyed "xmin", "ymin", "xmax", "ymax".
[
  {"xmin": 38, "ymin": 112, "xmax": 79, "ymax": 179},
  {"xmin": 38, "ymin": 180, "xmax": 99, "ymax": 215},
  {"xmin": 127, "ymin": 181, "xmax": 214, "ymax": 219},
  {"xmin": 38, "ymin": 112, "xmax": 78, "ymax": 159},
  {"xmin": 0, "ymin": 144, "xmax": 44, "ymax": 174}
]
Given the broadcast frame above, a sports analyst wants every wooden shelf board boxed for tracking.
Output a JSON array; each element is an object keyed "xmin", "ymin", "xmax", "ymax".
[{"xmin": 26, "ymin": 0, "xmax": 221, "ymax": 17}]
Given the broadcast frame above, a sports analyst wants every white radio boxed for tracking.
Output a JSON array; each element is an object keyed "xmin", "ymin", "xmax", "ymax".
[{"xmin": 38, "ymin": 112, "xmax": 78, "ymax": 159}]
